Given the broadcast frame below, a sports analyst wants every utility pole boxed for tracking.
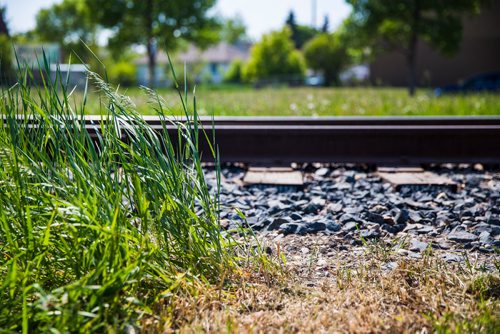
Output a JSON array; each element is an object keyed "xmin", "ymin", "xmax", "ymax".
[{"xmin": 311, "ymin": 0, "xmax": 317, "ymax": 28}]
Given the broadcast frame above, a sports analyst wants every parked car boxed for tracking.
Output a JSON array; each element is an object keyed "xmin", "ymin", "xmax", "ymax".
[{"xmin": 434, "ymin": 71, "xmax": 500, "ymax": 96}]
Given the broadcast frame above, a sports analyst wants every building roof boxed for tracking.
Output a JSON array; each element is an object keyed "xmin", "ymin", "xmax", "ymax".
[
  {"xmin": 50, "ymin": 64, "xmax": 88, "ymax": 72},
  {"xmin": 135, "ymin": 42, "xmax": 252, "ymax": 66},
  {"xmin": 135, "ymin": 51, "xmax": 169, "ymax": 66},
  {"xmin": 178, "ymin": 42, "xmax": 251, "ymax": 64}
]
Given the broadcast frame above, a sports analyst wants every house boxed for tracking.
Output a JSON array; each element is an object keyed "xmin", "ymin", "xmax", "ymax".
[
  {"xmin": 369, "ymin": 2, "xmax": 500, "ymax": 87},
  {"xmin": 50, "ymin": 64, "xmax": 88, "ymax": 88},
  {"xmin": 11, "ymin": 43, "xmax": 88, "ymax": 89},
  {"xmin": 134, "ymin": 42, "xmax": 251, "ymax": 86},
  {"xmin": 14, "ymin": 43, "xmax": 61, "ymax": 68},
  {"xmin": 134, "ymin": 52, "xmax": 171, "ymax": 87},
  {"xmin": 177, "ymin": 42, "xmax": 251, "ymax": 84}
]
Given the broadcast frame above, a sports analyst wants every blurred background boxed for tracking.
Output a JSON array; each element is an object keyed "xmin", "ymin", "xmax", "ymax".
[{"xmin": 0, "ymin": 0, "xmax": 499, "ymax": 116}]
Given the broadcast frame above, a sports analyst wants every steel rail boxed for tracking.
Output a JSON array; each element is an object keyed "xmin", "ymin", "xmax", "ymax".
[
  {"xmin": 83, "ymin": 115, "xmax": 500, "ymax": 126},
  {"xmin": 6, "ymin": 116, "xmax": 500, "ymax": 165}
]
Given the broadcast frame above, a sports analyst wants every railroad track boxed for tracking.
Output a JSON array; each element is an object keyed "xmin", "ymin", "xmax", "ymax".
[{"xmin": 10, "ymin": 116, "xmax": 500, "ymax": 166}]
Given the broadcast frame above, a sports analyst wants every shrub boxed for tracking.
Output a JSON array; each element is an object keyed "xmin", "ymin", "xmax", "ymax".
[
  {"xmin": 0, "ymin": 34, "xmax": 13, "ymax": 84},
  {"xmin": 108, "ymin": 60, "xmax": 136, "ymax": 86},
  {"xmin": 243, "ymin": 28, "xmax": 306, "ymax": 84},
  {"xmin": 303, "ymin": 33, "xmax": 348, "ymax": 86},
  {"xmin": 224, "ymin": 58, "xmax": 244, "ymax": 83}
]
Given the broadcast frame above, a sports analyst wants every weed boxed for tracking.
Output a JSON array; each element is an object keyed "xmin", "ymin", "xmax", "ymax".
[{"xmin": 0, "ymin": 57, "xmax": 252, "ymax": 332}]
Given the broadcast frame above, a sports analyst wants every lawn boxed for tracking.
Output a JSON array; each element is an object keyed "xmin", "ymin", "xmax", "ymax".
[{"xmin": 84, "ymin": 86, "xmax": 500, "ymax": 116}]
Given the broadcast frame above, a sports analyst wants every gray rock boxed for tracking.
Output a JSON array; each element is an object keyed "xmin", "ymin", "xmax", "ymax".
[
  {"xmin": 435, "ymin": 239, "xmax": 452, "ymax": 250},
  {"xmin": 267, "ymin": 200, "xmax": 288, "ymax": 215},
  {"xmin": 343, "ymin": 221, "xmax": 359, "ymax": 231},
  {"xmin": 409, "ymin": 239, "xmax": 428, "ymax": 252},
  {"xmin": 360, "ymin": 229, "xmax": 380, "ymax": 239},
  {"xmin": 315, "ymin": 167, "xmax": 330, "ymax": 177},
  {"xmin": 441, "ymin": 253, "xmax": 464, "ymax": 263},
  {"xmin": 325, "ymin": 221, "xmax": 342, "ymax": 232},
  {"xmin": 487, "ymin": 216, "xmax": 500, "ymax": 226},
  {"xmin": 290, "ymin": 212, "xmax": 303, "ymax": 221},
  {"xmin": 395, "ymin": 209, "xmax": 409, "ymax": 224},
  {"xmin": 267, "ymin": 217, "xmax": 290, "ymax": 231},
  {"xmin": 408, "ymin": 252, "xmax": 422, "ymax": 259},
  {"xmin": 327, "ymin": 202, "xmax": 343, "ymax": 213},
  {"xmin": 479, "ymin": 231, "xmax": 492, "ymax": 244},
  {"xmin": 382, "ymin": 223, "xmax": 399, "ymax": 234},
  {"xmin": 415, "ymin": 225, "xmax": 435, "ymax": 234},
  {"xmin": 408, "ymin": 211, "xmax": 423, "ymax": 223},
  {"xmin": 339, "ymin": 213, "xmax": 362, "ymax": 224},
  {"xmin": 404, "ymin": 199, "xmax": 431, "ymax": 210},
  {"xmin": 448, "ymin": 230, "xmax": 478, "ymax": 243},
  {"xmin": 306, "ymin": 221, "xmax": 327, "ymax": 233},
  {"xmin": 344, "ymin": 206, "xmax": 363, "ymax": 214},
  {"xmin": 303, "ymin": 197, "xmax": 326, "ymax": 214},
  {"xmin": 246, "ymin": 216, "xmax": 266, "ymax": 230},
  {"xmin": 365, "ymin": 212, "xmax": 385, "ymax": 225},
  {"xmin": 279, "ymin": 223, "xmax": 298, "ymax": 235},
  {"xmin": 473, "ymin": 222, "xmax": 492, "ymax": 234},
  {"xmin": 381, "ymin": 261, "xmax": 398, "ymax": 271}
]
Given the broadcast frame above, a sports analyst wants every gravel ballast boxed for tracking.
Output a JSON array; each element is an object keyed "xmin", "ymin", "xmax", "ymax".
[{"xmin": 206, "ymin": 164, "xmax": 499, "ymax": 264}]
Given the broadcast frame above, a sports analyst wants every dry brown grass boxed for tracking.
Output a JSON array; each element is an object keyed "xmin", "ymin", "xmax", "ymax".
[{"xmin": 142, "ymin": 239, "xmax": 499, "ymax": 333}]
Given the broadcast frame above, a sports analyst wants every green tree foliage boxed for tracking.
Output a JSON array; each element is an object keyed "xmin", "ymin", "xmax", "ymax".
[
  {"xmin": 303, "ymin": 33, "xmax": 348, "ymax": 86},
  {"xmin": 34, "ymin": 0, "xmax": 97, "ymax": 63},
  {"xmin": 108, "ymin": 61, "xmax": 137, "ymax": 87},
  {"xmin": 0, "ymin": 6, "xmax": 13, "ymax": 84},
  {"xmin": 224, "ymin": 59, "xmax": 243, "ymax": 83},
  {"xmin": 345, "ymin": 0, "xmax": 491, "ymax": 95},
  {"xmin": 243, "ymin": 28, "xmax": 305, "ymax": 83},
  {"xmin": 0, "ymin": 35, "xmax": 13, "ymax": 84},
  {"xmin": 285, "ymin": 11, "xmax": 319, "ymax": 49},
  {"xmin": 87, "ymin": 0, "xmax": 219, "ymax": 87},
  {"xmin": 220, "ymin": 15, "xmax": 248, "ymax": 44}
]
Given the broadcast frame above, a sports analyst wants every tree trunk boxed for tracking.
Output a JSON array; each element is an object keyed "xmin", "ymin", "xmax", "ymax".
[
  {"xmin": 146, "ymin": 0, "xmax": 156, "ymax": 88},
  {"xmin": 407, "ymin": 0, "xmax": 420, "ymax": 96},
  {"xmin": 147, "ymin": 38, "xmax": 157, "ymax": 88},
  {"xmin": 407, "ymin": 40, "xmax": 417, "ymax": 96}
]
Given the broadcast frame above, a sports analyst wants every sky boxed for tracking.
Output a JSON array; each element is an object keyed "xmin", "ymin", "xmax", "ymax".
[{"xmin": 1, "ymin": 0, "xmax": 351, "ymax": 40}]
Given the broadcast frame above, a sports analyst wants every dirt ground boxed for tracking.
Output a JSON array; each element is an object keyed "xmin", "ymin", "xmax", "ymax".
[{"xmin": 155, "ymin": 233, "xmax": 499, "ymax": 333}]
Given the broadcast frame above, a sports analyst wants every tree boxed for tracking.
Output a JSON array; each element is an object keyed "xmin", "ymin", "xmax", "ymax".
[
  {"xmin": 0, "ymin": 6, "xmax": 13, "ymax": 84},
  {"xmin": 321, "ymin": 15, "xmax": 329, "ymax": 33},
  {"xmin": 285, "ymin": 11, "xmax": 318, "ymax": 49},
  {"xmin": 87, "ymin": 0, "xmax": 219, "ymax": 87},
  {"xmin": 0, "ymin": 6, "xmax": 9, "ymax": 36},
  {"xmin": 304, "ymin": 33, "xmax": 348, "ymax": 86},
  {"xmin": 220, "ymin": 15, "xmax": 248, "ymax": 44},
  {"xmin": 243, "ymin": 28, "xmax": 306, "ymax": 84},
  {"xmin": 345, "ymin": 0, "xmax": 491, "ymax": 95},
  {"xmin": 35, "ymin": 0, "xmax": 98, "ymax": 63}
]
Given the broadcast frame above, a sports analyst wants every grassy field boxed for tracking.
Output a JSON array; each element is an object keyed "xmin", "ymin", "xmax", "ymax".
[{"xmin": 84, "ymin": 86, "xmax": 500, "ymax": 116}]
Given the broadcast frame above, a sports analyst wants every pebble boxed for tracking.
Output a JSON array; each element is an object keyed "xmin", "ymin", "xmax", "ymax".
[
  {"xmin": 441, "ymin": 253, "xmax": 464, "ymax": 263},
  {"xmin": 409, "ymin": 239, "xmax": 428, "ymax": 252},
  {"xmin": 206, "ymin": 165, "xmax": 499, "ymax": 255},
  {"xmin": 447, "ymin": 230, "xmax": 478, "ymax": 243}
]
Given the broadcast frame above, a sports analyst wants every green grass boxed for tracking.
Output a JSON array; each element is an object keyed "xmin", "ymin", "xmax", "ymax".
[
  {"xmin": 0, "ymin": 64, "xmax": 261, "ymax": 332},
  {"xmin": 83, "ymin": 86, "xmax": 500, "ymax": 116}
]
